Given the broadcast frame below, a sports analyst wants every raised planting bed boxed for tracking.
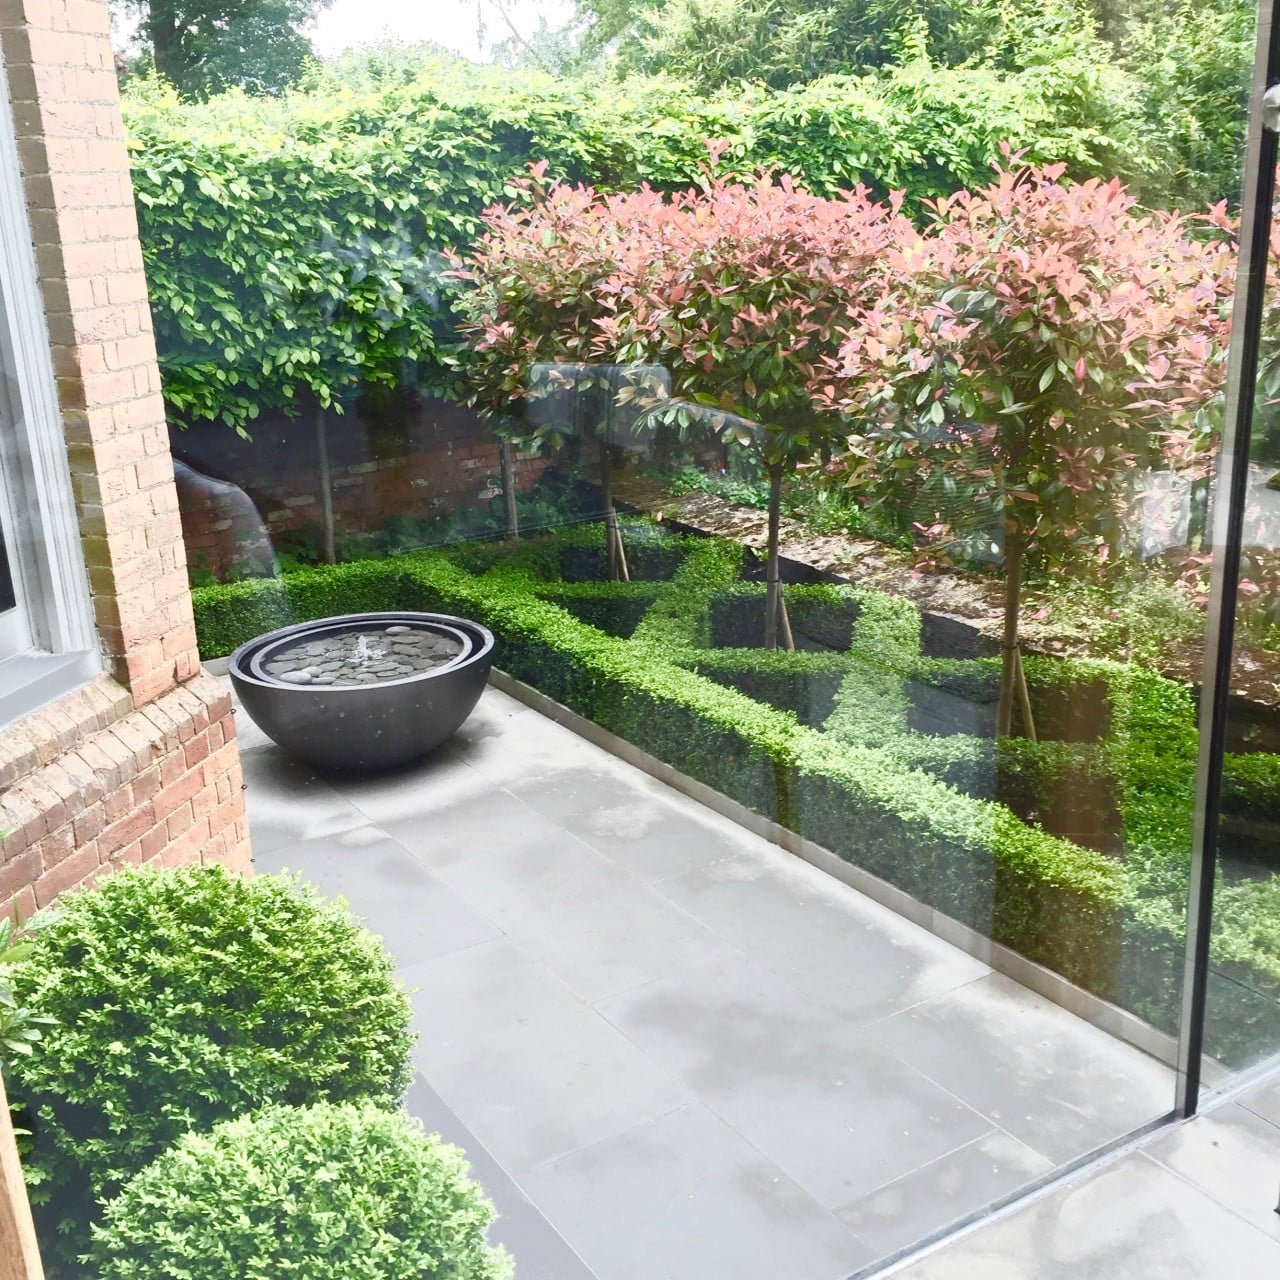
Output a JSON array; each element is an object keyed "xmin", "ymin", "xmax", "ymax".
[{"xmin": 193, "ymin": 521, "xmax": 1280, "ymax": 1067}]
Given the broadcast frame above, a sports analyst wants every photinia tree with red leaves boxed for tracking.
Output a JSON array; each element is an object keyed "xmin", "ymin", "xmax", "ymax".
[
  {"xmin": 452, "ymin": 165, "xmax": 675, "ymax": 575},
  {"xmin": 600, "ymin": 157, "xmax": 908, "ymax": 645},
  {"xmin": 456, "ymin": 153, "xmax": 907, "ymax": 639},
  {"xmin": 819, "ymin": 159, "xmax": 1235, "ymax": 735}
]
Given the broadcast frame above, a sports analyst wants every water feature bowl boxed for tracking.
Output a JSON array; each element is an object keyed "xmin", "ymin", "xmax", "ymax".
[{"xmin": 229, "ymin": 612, "xmax": 495, "ymax": 772}]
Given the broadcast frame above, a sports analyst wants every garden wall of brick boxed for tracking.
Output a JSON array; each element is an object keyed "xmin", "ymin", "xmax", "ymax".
[
  {"xmin": 170, "ymin": 396, "xmax": 552, "ymax": 579},
  {"xmin": 0, "ymin": 672, "xmax": 248, "ymax": 920},
  {"xmin": 0, "ymin": 0, "xmax": 251, "ymax": 936}
]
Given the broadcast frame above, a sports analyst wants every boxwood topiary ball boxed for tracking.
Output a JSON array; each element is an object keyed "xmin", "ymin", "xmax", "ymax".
[
  {"xmin": 9, "ymin": 864, "xmax": 414, "ymax": 1270},
  {"xmin": 89, "ymin": 1102, "xmax": 511, "ymax": 1280}
]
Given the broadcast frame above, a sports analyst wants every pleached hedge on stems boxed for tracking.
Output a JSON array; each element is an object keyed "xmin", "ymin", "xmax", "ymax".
[
  {"xmin": 124, "ymin": 53, "xmax": 1166, "ymax": 434},
  {"xmin": 192, "ymin": 524, "xmax": 1280, "ymax": 1061}
]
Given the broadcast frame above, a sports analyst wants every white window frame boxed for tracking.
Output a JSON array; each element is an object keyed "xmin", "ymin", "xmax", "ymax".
[{"xmin": 0, "ymin": 55, "xmax": 100, "ymax": 727}]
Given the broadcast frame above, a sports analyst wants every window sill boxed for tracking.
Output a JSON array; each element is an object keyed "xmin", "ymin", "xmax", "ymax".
[{"xmin": 0, "ymin": 649, "xmax": 102, "ymax": 731}]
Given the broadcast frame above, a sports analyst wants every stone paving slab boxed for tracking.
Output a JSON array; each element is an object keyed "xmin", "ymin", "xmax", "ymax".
[
  {"xmin": 233, "ymin": 681, "xmax": 1184, "ymax": 1279},
  {"xmin": 888, "ymin": 1149, "xmax": 1280, "ymax": 1280}
]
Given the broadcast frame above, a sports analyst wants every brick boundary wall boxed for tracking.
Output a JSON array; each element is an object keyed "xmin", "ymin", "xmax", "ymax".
[
  {"xmin": 0, "ymin": 0, "xmax": 251, "ymax": 924},
  {"xmin": 171, "ymin": 398, "xmax": 553, "ymax": 579}
]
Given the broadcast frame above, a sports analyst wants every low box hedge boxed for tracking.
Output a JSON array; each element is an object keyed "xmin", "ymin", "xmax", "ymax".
[
  {"xmin": 534, "ymin": 582, "xmax": 665, "ymax": 640},
  {"xmin": 708, "ymin": 583, "xmax": 862, "ymax": 652}
]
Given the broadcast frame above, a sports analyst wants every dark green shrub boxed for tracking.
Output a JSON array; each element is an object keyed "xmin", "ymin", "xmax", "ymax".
[
  {"xmin": 88, "ymin": 1101, "xmax": 510, "ymax": 1280},
  {"xmin": 541, "ymin": 582, "xmax": 664, "ymax": 639},
  {"xmin": 10, "ymin": 866, "xmax": 414, "ymax": 1267},
  {"xmin": 552, "ymin": 521, "xmax": 695, "ymax": 583},
  {"xmin": 1222, "ymin": 751, "xmax": 1280, "ymax": 823},
  {"xmin": 692, "ymin": 649, "xmax": 849, "ymax": 727},
  {"xmin": 708, "ymin": 583, "xmax": 861, "ymax": 651}
]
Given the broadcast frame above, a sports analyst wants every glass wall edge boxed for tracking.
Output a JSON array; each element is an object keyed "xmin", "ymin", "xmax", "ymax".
[{"xmin": 1176, "ymin": 0, "xmax": 1280, "ymax": 1117}]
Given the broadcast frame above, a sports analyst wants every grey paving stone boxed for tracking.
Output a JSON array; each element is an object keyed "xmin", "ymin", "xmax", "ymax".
[
  {"xmin": 414, "ymin": 812, "xmax": 745, "ymax": 1003},
  {"xmin": 835, "ymin": 1130, "xmax": 1053, "ymax": 1261},
  {"xmin": 597, "ymin": 952, "xmax": 993, "ymax": 1210},
  {"xmin": 255, "ymin": 825, "xmax": 500, "ymax": 969},
  {"xmin": 654, "ymin": 849, "xmax": 989, "ymax": 1024},
  {"xmin": 890, "ymin": 1152, "xmax": 1280, "ymax": 1280},
  {"xmin": 868, "ymin": 972, "xmax": 1174, "ymax": 1166},
  {"xmin": 444, "ymin": 694, "xmax": 603, "ymax": 785},
  {"xmin": 239, "ymin": 747, "xmax": 370, "ymax": 854},
  {"xmin": 503, "ymin": 759, "xmax": 669, "ymax": 827},
  {"xmin": 1144, "ymin": 1102, "xmax": 1280, "ymax": 1242},
  {"xmin": 404, "ymin": 1076, "xmax": 598, "ymax": 1280},
  {"xmin": 325, "ymin": 752, "xmax": 497, "ymax": 827},
  {"xmin": 521, "ymin": 1103, "xmax": 871, "ymax": 1280},
  {"xmin": 228, "ymin": 680, "xmax": 1212, "ymax": 1278},
  {"xmin": 1237, "ymin": 1072, "xmax": 1280, "ymax": 1131},
  {"xmin": 399, "ymin": 939, "xmax": 690, "ymax": 1174},
  {"xmin": 507, "ymin": 764, "xmax": 764, "ymax": 884},
  {"xmin": 380, "ymin": 786, "xmax": 569, "ymax": 872}
]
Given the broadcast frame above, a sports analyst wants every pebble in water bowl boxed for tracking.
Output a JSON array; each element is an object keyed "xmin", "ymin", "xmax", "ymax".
[{"xmin": 262, "ymin": 625, "xmax": 465, "ymax": 686}]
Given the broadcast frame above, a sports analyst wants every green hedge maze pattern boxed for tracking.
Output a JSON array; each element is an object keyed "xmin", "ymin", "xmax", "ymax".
[{"xmin": 196, "ymin": 522, "xmax": 1280, "ymax": 1066}]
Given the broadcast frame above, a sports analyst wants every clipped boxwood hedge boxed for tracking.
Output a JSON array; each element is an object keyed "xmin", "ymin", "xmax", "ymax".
[{"xmin": 193, "ymin": 529, "xmax": 1280, "ymax": 1062}]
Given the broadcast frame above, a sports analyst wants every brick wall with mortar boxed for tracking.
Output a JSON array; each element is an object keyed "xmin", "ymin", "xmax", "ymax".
[
  {"xmin": 171, "ymin": 396, "xmax": 553, "ymax": 579},
  {"xmin": 0, "ymin": 0, "xmax": 252, "ymax": 923}
]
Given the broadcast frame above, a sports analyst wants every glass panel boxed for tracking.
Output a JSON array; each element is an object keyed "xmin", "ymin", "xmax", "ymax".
[
  {"xmin": 132, "ymin": 0, "xmax": 1260, "ymax": 1267},
  {"xmin": 1202, "ymin": 161, "xmax": 1280, "ymax": 1080},
  {"xmin": 0, "ymin": 518, "xmax": 15, "ymax": 613}
]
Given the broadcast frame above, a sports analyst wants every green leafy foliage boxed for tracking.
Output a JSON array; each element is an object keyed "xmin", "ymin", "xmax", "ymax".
[
  {"xmin": 9, "ymin": 865, "xmax": 414, "ymax": 1267},
  {"xmin": 89, "ymin": 1102, "xmax": 511, "ymax": 1280},
  {"xmin": 124, "ymin": 49, "xmax": 1179, "ymax": 436},
  {"xmin": 1113, "ymin": 0, "xmax": 1253, "ymax": 208},
  {"xmin": 0, "ymin": 911, "xmax": 56, "ymax": 1071}
]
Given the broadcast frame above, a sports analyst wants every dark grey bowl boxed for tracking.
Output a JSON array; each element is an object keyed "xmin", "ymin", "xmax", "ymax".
[{"xmin": 229, "ymin": 612, "xmax": 495, "ymax": 772}]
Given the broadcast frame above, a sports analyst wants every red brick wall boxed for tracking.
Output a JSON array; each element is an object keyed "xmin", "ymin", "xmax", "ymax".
[
  {"xmin": 0, "ymin": 674, "xmax": 248, "ymax": 918},
  {"xmin": 171, "ymin": 396, "xmax": 551, "ymax": 578},
  {"xmin": 0, "ymin": 0, "xmax": 252, "ymax": 919}
]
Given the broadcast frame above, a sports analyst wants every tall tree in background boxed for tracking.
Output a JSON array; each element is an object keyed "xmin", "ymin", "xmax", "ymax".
[
  {"xmin": 576, "ymin": 0, "xmax": 1092, "ymax": 88},
  {"xmin": 113, "ymin": 0, "xmax": 333, "ymax": 98}
]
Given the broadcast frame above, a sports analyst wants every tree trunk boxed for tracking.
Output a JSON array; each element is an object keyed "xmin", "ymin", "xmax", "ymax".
[
  {"xmin": 149, "ymin": 4, "xmax": 185, "ymax": 88},
  {"xmin": 764, "ymin": 466, "xmax": 795, "ymax": 651},
  {"xmin": 1014, "ymin": 648, "xmax": 1038, "ymax": 743},
  {"xmin": 600, "ymin": 440, "xmax": 628, "ymax": 582},
  {"xmin": 316, "ymin": 404, "xmax": 336, "ymax": 566},
  {"xmin": 499, "ymin": 440, "xmax": 520, "ymax": 537},
  {"xmin": 996, "ymin": 521, "xmax": 1036, "ymax": 738}
]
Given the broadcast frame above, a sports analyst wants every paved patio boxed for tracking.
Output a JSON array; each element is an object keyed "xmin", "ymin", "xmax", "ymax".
[
  {"xmin": 233, "ymin": 679, "xmax": 1187, "ymax": 1279},
  {"xmin": 889, "ymin": 1070, "xmax": 1280, "ymax": 1278}
]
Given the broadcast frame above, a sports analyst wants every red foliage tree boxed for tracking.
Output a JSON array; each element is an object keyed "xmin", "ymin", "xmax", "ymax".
[
  {"xmin": 818, "ymin": 159, "xmax": 1235, "ymax": 734},
  {"xmin": 456, "ymin": 155, "xmax": 907, "ymax": 639}
]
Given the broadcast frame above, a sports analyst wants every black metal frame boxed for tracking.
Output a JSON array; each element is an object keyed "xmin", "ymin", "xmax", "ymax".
[{"xmin": 1176, "ymin": 0, "xmax": 1280, "ymax": 1117}]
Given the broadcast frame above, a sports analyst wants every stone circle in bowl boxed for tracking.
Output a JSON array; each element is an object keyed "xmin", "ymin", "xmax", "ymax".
[{"xmin": 229, "ymin": 612, "xmax": 495, "ymax": 772}]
